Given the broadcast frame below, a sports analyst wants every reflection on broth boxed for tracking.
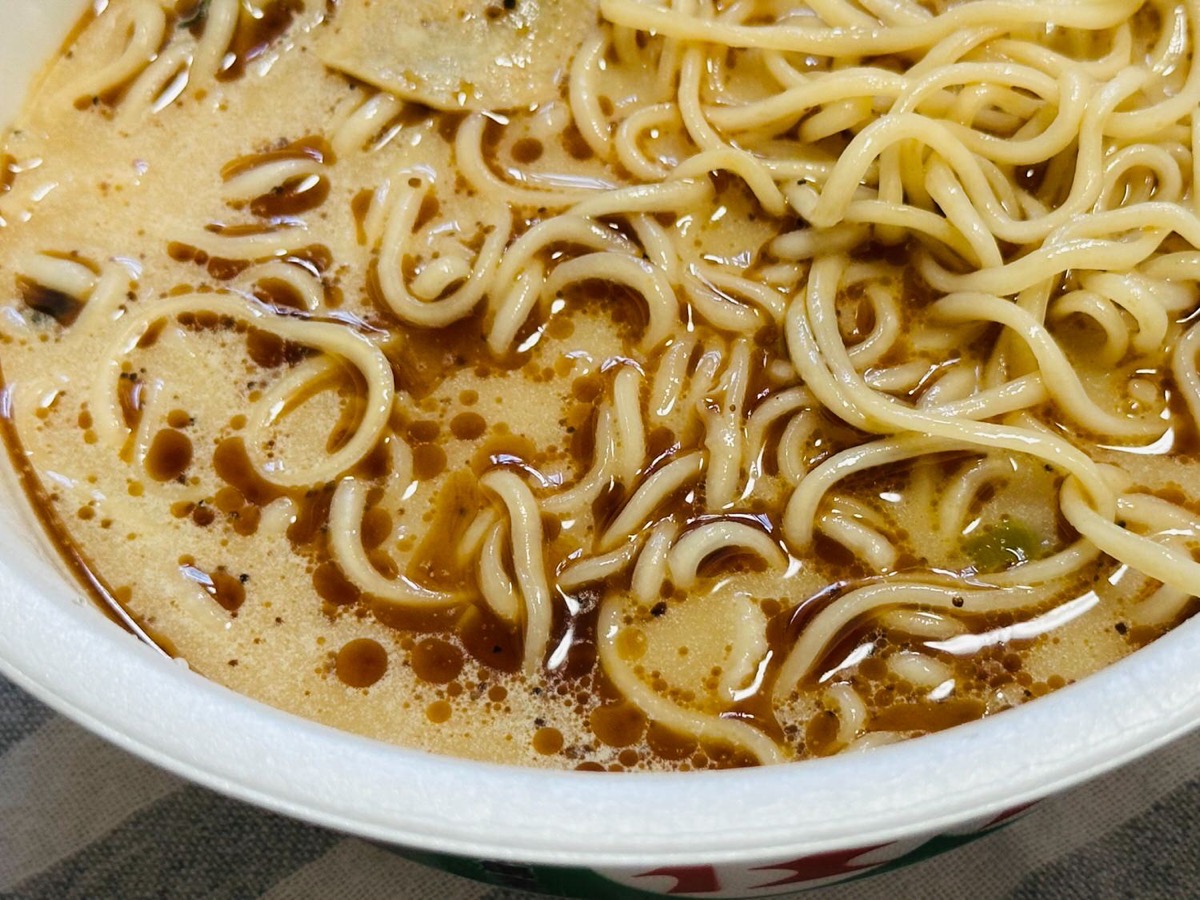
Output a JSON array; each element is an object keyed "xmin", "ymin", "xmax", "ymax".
[{"xmin": 1, "ymin": 0, "xmax": 1200, "ymax": 770}]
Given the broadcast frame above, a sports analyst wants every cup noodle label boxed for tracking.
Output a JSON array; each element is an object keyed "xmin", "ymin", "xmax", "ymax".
[
  {"xmin": 399, "ymin": 800, "xmax": 1037, "ymax": 898},
  {"xmin": 598, "ymin": 802, "xmax": 1037, "ymax": 896}
]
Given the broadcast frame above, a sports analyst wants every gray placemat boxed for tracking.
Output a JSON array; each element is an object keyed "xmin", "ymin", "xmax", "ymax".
[{"xmin": 1, "ymin": 673, "xmax": 1196, "ymax": 899}]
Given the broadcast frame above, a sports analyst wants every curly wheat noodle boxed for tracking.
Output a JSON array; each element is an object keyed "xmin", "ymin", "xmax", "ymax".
[
  {"xmin": 744, "ymin": 389, "xmax": 811, "ymax": 480},
  {"xmin": 1047, "ymin": 289, "xmax": 1132, "ymax": 367},
  {"xmin": 693, "ymin": 261, "xmax": 789, "ymax": 321},
  {"xmin": 13, "ymin": 0, "xmax": 1200, "ymax": 770},
  {"xmin": 330, "ymin": 477, "xmax": 461, "ymax": 607},
  {"xmin": 676, "ymin": 25, "xmax": 722, "ymax": 155},
  {"xmin": 541, "ymin": 404, "xmax": 620, "ymax": 517},
  {"xmin": 557, "ymin": 534, "xmax": 646, "ymax": 590},
  {"xmin": 329, "ymin": 90, "xmax": 406, "ymax": 157},
  {"xmin": 937, "ymin": 457, "xmax": 1016, "ymax": 540},
  {"xmin": 1106, "ymin": 0, "xmax": 1200, "ymax": 138},
  {"xmin": 667, "ymin": 519, "xmax": 787, "ymax": 589},
  {"xmin": 1097, "ymin": 143, "xmax": 1187, "ymax": 210},
  {"xmin": 568, "ymin": 33, "xmax": 614, "ymax": 161},
  {"xmin": 1118, "ymin": 492, "xmax": 1200, "ymax": 535},
  {"xmin": 240, "ymin": 355, "xmax": 374, "ymax": 480},
  {"xmin": 1172, "ymin": 320, "xmax": 1200, "ymax": 424},
  {"xmin": 234, "ymin": 261, "xmax": 326, "ymax": 313},
  {"xmin": 704, "ymin": 68, "xmax": 908, "ymax": 133},
  {"xmin": 18, "ymin": 252, "xmax": 97, "ymax": 299},
  {"xmin": 612, "ymin": 365, "xmax": 647, "ymax": 485},
  {"xmin": 596, "ymin": 593, "xmax": 786, "ymax": 765},
  {"xmin": 865, "ymin": 360, "xmax": 936, "ymax": 394},
  {"xmin": 59, "ymin": 0, "xmax": 164, "ymax": 108},
  {"xmin": 92, "ymin": 294, "xmax": 393, "ymax": 487},
  {"xmin": 806, "ymin": 70, "xmax": 1145, "ymax": 244},
  {"xmin": 777, "ymin": 411, "xmax": 819, "ymax": 486},
  {"xmin": 878, "ymin": 608, "xmax": 970, "ymax": 641},
  {"xmin": 630, "ymin": 214, "xmax": 681, "ymax": 281},
  {"xmin": 116, "ymin": 43, "xmax": 192, "ymax": 123},
  {"xmin": 457, "ymin": 506, "xmax": 499, "ymax": 569},
  {"xmin": 844, "ymin": 283, "xmax": 902, "ymax": 368},
  {"xmin": 786, "ymin": 255, "xmax": 1117, "ymax": 513},
  {"xmin": 648, "ymin": 338, "xmax": 695, "ymax": 419},
  {"xmin": 600, "ymin": 452, "xmax": 705, "ymax": 550},
  {"xmin": 772, "ymin": 580, "xmax": 1042, "ymax": 702},
  {"xmin": 1061, "ymin": 477, "xmax": 1200, "ymax": 595},
  {"xmin": 478, "ymin": 521, "xmax": 521, "ymax": 624},
  {"xmin": 1135, "ymin": 581, "xmax": 1196, "ymax": 627},
  {"xmin": 672, "ymin": 149, "xmax": 787, "ymax": 217},
  {"xmin": 682, "ymin": 342, "xmax": 726, "ymax": 411},
  {"xmin": 918, "ymin": 202, "xmax": 1200, "ymax": 297},
  {"xmin": 481, "ymin": 470, "xmax": 554, "ymax": 675},
  {"xmin": 491, "ymin": 215, "xmax": 638, "ymax": 298},
  {"xmin": 222, "ymin": 158, "xmax": 325, "ymax": 206},
  {"xmin": 682, "ymin": 270, "xmax": 765, "ymax": 333},
  {"xmin": 172, "ymin": 222, "xmax": 314, "ymax": 260},
  {"xmin": 824, "ymin": 682, "xmax": 868, "ymax": 747},
  {"xmin": 568, "ymin": 178, "xmax": 713, "ymax": 220},
  {"xmin": 631, "ymin": 517, "xmax": 682, "ymax": 604},
  {"xmin": 488, "ymin": 261, "xmax": 544, "ymax": 356},
  {"xmin": 784, "ymin": 184, "xmax": 982, "ymax": 263},
  {"xmin": 818, "ymin": 506, "xmax": 899, "ymax": 573},
  {"xmin": 189, "ymin": 0, "xmax": 240, "ymax": 84},
  {"xmin": 924, "ymin": 160, "xmax": 1003, "ymax": 268},
  {"xmin": 1085, "ymin": 271, "xmax": 1193, "ymax": 339},
  {"xmin": 614, "ymin": 103, "xmax": 680, "ymax": 181},
  {"xmin": 928, "ymin": 292, "xmax": 1165, "ymax": 439},
  {"xmin": 601, "ymin": 0, "xmax": 1141, "ymax": 55},
  {"xmin": 917, "ymin": 364, "xmax": 979, "ymax": 409},
  {"xmin": 128, "ymin": 375, "xmax": 169, "ymax": 478},
  {"xmin": 785, "ymin": 435, "xmax": 996, "ymax": 549},
  {"xmin": 375, "ymin": 172, "xmax": 510, "ymax": 328},
  {"xmin": 455, "ymin": 113, "xmax": 616, "ymax": 206},
  {"xmin": 542, "ymin": 253, "xmax": 677, "ymax": 351},
  {"xmin": 703, "ymin": 337, "xmax": 751, "ymax": 510},
  {"xmin": 17, "ymin": 255, "xmax": 133, "ymax": 345}
]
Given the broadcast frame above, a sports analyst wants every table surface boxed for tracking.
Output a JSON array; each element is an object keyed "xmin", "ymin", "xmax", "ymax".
[{"xmin": 1, "ymin": 673, "xmax": 1197, "ymax": 900}]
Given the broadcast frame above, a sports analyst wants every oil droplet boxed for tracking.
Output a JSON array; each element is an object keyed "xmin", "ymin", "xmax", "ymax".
[
  {"xmin": 313, "ymin": 561, "xmax": 361, "ymax": 607},
  {"xmin": 145, "ymin": 429, "xmax": 193, "ymax": 481},
  {"xmin": 450, "ymin": 411, "xmax": 487, "ymax": 440},
  {"xmin": 589, "ymin": 702, "xmax": 647, "ymax": 748},
  {"xmin": 411, "ymin": 637, "xmax": 464, "ymax": 684},
  {"xmin": 335, "ymin": 638, "xmax": 388, "ymax": 688},
  {"xmin": 532, "ymin": 726, "xmax": 564, "ymax": 755},
  {"xmin": 413, "ymin": 444, "xmax": 448, "ymax": 480}
]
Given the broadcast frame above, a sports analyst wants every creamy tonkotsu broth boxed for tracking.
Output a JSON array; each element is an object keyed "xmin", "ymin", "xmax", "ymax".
[{"xmin": 2, "ymin": 0, "xmax": 1200, "ymax": 770}]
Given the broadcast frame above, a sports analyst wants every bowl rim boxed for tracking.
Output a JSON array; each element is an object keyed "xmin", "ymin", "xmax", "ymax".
[
  {"xmin": 2, "ymin": 547, "xmax": 1199, "ymax": 867},
  {"xmin": 3, "ymin": 0, "xmax": 1200, "ymax": 871}
]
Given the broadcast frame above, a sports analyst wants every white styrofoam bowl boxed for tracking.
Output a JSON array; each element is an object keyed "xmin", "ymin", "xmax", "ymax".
[{"xmin": 1, "ymin": 4, "xmax": 1199, "ymax": 896}]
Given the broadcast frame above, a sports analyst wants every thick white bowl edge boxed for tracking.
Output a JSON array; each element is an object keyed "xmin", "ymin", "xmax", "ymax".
[{"xmin": 1, "ymin": 0, "xmax": 1199, "ymax": 871}]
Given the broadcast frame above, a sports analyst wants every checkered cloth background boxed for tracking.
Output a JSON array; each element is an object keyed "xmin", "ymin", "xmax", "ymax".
[{"xmin": 1, "ymin": 674, "xmax": 1197, "ymax": 899}]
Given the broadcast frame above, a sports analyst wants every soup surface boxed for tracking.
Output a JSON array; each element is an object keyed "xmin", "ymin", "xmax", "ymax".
[{"xmin": 2, "ymin": 0, "xmax": 1199, "ymax": 770}]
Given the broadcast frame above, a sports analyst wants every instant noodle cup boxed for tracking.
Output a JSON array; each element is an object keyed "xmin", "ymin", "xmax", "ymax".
[{"xmin": 2, "ymin": 2, "xmax": 1200, "ymax": 897}]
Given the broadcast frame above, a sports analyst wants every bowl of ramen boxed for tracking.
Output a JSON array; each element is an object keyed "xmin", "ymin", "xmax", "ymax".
[{"xmin": 3, "ymin": 0, "xmax": 1200, "ymax": 895}]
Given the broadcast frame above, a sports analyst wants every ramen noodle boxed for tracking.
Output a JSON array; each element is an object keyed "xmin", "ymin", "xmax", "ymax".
[{"xmin": 1, "ymin": 0, "xmax": 1199, "ymax": 770}]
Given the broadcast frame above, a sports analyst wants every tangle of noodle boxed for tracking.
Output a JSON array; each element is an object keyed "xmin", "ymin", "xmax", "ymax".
[{"xmin": 6, "ymin": 0, "xmax": 1200, "ymax": 771}]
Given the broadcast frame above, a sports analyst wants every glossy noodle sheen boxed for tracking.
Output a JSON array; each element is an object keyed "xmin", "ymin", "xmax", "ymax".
[{"xmin": 1, "ymin": 0, "xmax": 1199, "ymax": 770}]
